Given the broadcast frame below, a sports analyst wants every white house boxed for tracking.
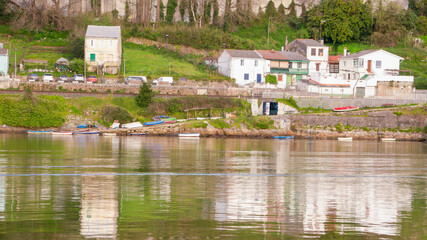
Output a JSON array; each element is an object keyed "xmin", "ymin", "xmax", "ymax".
[
  {"xmin": 286, "ymin": 39, "xmax": 329, "ymax": 79},
  {"xmin": 218, "ymin": 50, "xmax": 264, "ymax": 86},
  {"xmin": 85, "ymin": 25, "xmax": 122, "ymax": 74},
  {"xmin": 339, "ymin": 49, "xmax": 414, "ymax": 97}
]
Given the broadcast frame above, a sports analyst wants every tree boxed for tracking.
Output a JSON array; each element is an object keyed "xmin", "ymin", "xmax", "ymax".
[
  {"xmin": 0, "ymin": 0, "xmax": 12, "ymax": 23},
  {"xmin": 416, "ymin": 15, "xmax": 427, "ymax": 34},
  {"xmin": 136, "ymin": 83, "xmax": 156, "ymax": 108},
  {"xmin": 265, "ymin": 0, "xmax": 276, "ymax": 19},
  {"xmin": 306, "ymin": 0, "xmax": 371, "ymax": 44},
  {"xmin": 288, "ymin": 0, "xmax": 296, "ymax": 18},
  {"xmin": 277, "ymin": 3, "xmax": 285, "ymax": 18},
  {"xmin": 166, "ymin": 0, "xmax": 178, "ymax": 23}
]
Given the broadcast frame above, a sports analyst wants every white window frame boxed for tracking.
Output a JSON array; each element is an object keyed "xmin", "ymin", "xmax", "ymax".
[
  {"xmin": 241, "ymin": 60, "xmax": 244, "ymax": 66},
  {"xmin": 90, "ymin": 40, "xmax": 94, "ymax": 47},
  {"xmin": 255, "ymin": 60, "xmax": 258, "ymax": 66},
  {"xmin": 100, "ymin": 40, "xmax": 104, "ymax": 48},
  {"xmin": 376, "ymin": 60, "xmax": 382, "ymax": 68},
  {"xmin": 109, "ymin": 40, "xmax": 113, "ymax": 48},
  {"xmin": 353, "ymin": 59, "xmax": 358, "ymax": 67}
]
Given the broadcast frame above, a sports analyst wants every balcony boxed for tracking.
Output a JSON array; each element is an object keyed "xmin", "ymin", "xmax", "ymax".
[{"xmin": 270, "ymin": 67, "xmax": 309, "ymax": 75}]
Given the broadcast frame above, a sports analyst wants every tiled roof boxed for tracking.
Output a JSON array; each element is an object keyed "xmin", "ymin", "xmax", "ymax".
[
  {"xmin": 279, "ymin": 51, "xmax": 308, "ymax": 61},
  {"xmin": 293, "ymin": 39, "xmax": 326, "ymax": 47},
  {"xmin": 85, "ymin": 25, "xmax": 121, "ymax": 38},
  {"xmin": 225, "ymin": 49, "xmax": 261, "ymax": 58},
  {"xmin": 256, "ymin": 50, "xmax": 288, "ymax": 60},
  {"xmin": 328, "ymin": 55, "xmax": 342, "ymax": 62},
  {"xmin": 340, "ymin": 49, "xmax": 379, "ymax": 59}
]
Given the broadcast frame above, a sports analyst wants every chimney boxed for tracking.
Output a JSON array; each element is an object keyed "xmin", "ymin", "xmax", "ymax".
[
  {"xmin": 285, "ymin": 36, "xmax": 288, "ymax": 50},
  {"xmin": 281, "ymin": 46, "xmax": 284, "ymax": 51},
  {"xmin": 320, "ymin": 39, "xmax": 324, "ymax": 45},
  {"xmin": 343, "ymin": 47, "xmax": 347, "ymax": 56}
]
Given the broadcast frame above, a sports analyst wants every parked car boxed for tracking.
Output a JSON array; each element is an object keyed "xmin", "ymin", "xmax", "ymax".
[
  {"xmin": 42, "ymin": 73, "xmax": 54, "ymax": 82},
  {"xmin": 152, "ymin": 77, "xmax": 173, "ymax": 85},
  {"xmin": 87, "ymin": 75, "xmax": 97, "ymax": 83},
  {"xmin": 27, "ymin": 73, "xmax": 39, "ymax": 82},
  {"xmin": 71, "ymin": 74, "xmax": 84, "ymax": 83},
  {"xmin": 56, "ymin": 75, "xmax": 69, "ymax": 83},
  {"xmin": 125, "ymin": 76, "xmax": 147, "ymax": 85}
]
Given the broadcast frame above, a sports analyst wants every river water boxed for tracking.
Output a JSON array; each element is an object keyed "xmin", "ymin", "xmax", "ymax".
[{"xmin": 0, "ymin": 134, "xmax": 425, "ymax": 239}]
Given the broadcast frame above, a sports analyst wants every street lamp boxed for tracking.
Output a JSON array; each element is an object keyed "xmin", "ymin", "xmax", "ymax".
[{"xmin": 166, "ymin": 34, "xmax": 169, "ymax": 48}]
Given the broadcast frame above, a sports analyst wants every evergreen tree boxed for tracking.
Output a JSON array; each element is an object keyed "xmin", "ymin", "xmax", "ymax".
[
  {"xmin": 278, "ymin": 3, "xmax": 285, "ymax": 17},
  {"xmin": 166, "ymin": 0, "xmax": 178, "ymax": 23},
  {"xmin": 288, "ymin": 0, "xmax": 296, "ymax": 18},
  {"xmin": 265, "ymin": 0, "xmax": 276, "ymax": 19},
  {"xmin": 136, "ymin": 83, "xmax": 155, "ymax": 108}
]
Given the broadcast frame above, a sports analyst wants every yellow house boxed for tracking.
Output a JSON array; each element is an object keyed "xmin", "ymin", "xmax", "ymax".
[{"xmin": 85, "ymin": 25, "xmax": 121, "ymax": 74}]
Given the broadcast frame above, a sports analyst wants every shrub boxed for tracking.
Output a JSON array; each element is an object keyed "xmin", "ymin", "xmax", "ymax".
[
  {"xmin": 135, "ymin": 83, "xmax": 155, "ymax": 108},
  {"xmin": 265, "ymin": 74, "xmax": 277, "ymax": 84},
  {"xmin": 394, "ymin": 111, "xmax": 403, "ymax": 116},
  {"xmin": 278, "ymin": 96, "xmax": 299, "ymax": 110},
  {"xmin": 100, "ymin": 105, "xmax": 134, "ymax": 125},
  {"xmin": 187, "ymin": 121, "xmax": 208, "ymax": 128},
  {"xmin": 361, "ymin": 127, "xmax": 370, "ymax": 132},
  {"xmin": 209, "ymin": 119, "xmax": 231, "ymax": 129}
]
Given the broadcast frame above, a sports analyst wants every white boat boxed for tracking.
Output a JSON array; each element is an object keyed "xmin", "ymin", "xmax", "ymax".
[
  {"xmin": 382, "ymin": 138, "xmax": 396, "ymax": 141},
  {"xmin": 103, "ymin": 133, "xmax": 117, "ymax": 136},
  {"xmin": 52, "ymin": 131, "xmax": 73, "ymax": 135},
  {"xmin": 178, "ymin": 133, "xmax": 200, "ymax": 137},
  {"xmin": 110, "ymin": 122, "xmax": 120, "ymax": 129},
  {"xmin": 122, "ymin": 122, "xmax": 143, "ymax": 129},
  {"xmin": 338, "ymin": 137, "xmax": 353, "ymax": 141}
]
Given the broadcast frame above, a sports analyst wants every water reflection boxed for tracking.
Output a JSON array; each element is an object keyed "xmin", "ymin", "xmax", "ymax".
[{"xmin": 0, "ymin": 134, "xmax": 425, "ymax": 238}]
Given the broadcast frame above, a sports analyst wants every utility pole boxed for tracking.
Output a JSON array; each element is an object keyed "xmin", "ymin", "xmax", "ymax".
[
  {"xmin": 14, "ymin": 48, "xmax": 16, "ymax": 80},
  {"xmin": 267, "ymin": 17, "xmax": 271, "ymax": 47},
  {"xmin": 124, "ymin": 53, "xmax": 126, "ymax": 80}
]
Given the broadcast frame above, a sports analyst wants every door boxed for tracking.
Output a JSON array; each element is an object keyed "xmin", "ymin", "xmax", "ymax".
[
  {"xmin": 269, "ymin": 102, "xmax": 278, "ymax": 115},
  {"xmin": 356, "ymin": 87, "xmax": 365, "ymax": 98},
  {"xmin": 286, "ymin": 75, "xmax": 292, "ymax": 86},
  {"xmin": 367, "ymin": 60, "xmax": 372, "ymax": 72},
  {"xmin": 257, "ymin": 74, "xmax": 262, "ymax": 83},
  {"xmin": 90, "ymin": 53, "xmax": 96, "ymax": 61},
  {"xmin": 316, "ymin": 63, "xmax": 320, "ymax": 71}
]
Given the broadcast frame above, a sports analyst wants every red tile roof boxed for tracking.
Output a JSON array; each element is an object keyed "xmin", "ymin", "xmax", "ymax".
[
  {"xmin": 328, "ymin": 55, "xmax": 342, "ymax": 63},
  {"xmin": 256, "ymin": 50, "xmax": 288, "ymax": 60}
]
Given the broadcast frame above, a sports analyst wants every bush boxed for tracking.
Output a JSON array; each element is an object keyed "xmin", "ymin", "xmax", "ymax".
[
  {"xmin": 135, "ymin": 83, "xmax": 155, "ymax": 108},
  {"xmin": 69, "ymin": 58, "xmax": 85, "ymax": 73},
  {"xmin": 100, "ymin": 105, "xmax": 134, "ymax": 125},
  {"xmin": 209, "ymin": 119, "xmax": 231, "ymax": 129},
  {"xmin": 265, "ymin": 74, "xmax": 277, "ymax": 84},
  {"xmin": 187, "ymin": 121, "xmax": 208, "ymax": 128},
  {"xmin": 278, "ymin": 96, "xmax": 299, "ymax": 110},
  {"xmin": 394, "ymin": 111, "xmax": 403, "ymax": 116}
]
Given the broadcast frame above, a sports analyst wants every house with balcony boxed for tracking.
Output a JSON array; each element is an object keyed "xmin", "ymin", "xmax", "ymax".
[
  {"xmin": 255, "ymin": 50, "xmax": 309, "ymax": 88},
  {"xmin": 218, "ymin": 50, "xmax": 264, "ymax": 86},
  {"xmin": 85, "ymin": 25, "xmax": 121, "ymax": 74},
  {"xmin": 286, "ymin": 39, "xmax": 329, "ymax": 79},
  {"xmin": 339, "ymin": 49, "xmax": 414, "ymax": 97}
]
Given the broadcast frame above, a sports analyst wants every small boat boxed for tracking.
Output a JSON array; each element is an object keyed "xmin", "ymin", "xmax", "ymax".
[
  {"xmin": 110, "ymin": 121, "xmax": 120, "ymax": 129},
  {"xmin": 178, "ymin": 133, "xmax": 200, "ymax": 137},
  {"xmin": 52, "ymin": 131, "xmax": 73, "ymax": 135},
  {"xmin": 74, "ymin": 130, "xmax": 99, "ymax": 135},
  {"xmin": 163, "ymin": 118, "xmax": 177, "ymax": 124},
  {"xmin": 102, "ymin": 133, "xmax": 117, "ymax": 136},
  {"xmin": 77, "ymin": 124, "xmax": 98, "ymax": 128},
  {"xmin": 382, "ymin": 138, "xmax": 396, "ymax": 141},
  {"xmin": 333, "ymin": 106, "xmax": 359, "ymax": 112},
  {"xmin": 122, "ymin": 122, "xmax": 144, "ymax": 129},
  {"xmin": 338, "ymin": 137, "xmax": 353, "ymax": 141},
  {"xmin": 273, "ymin": 136, "xmax": 294, "ymax": 140},
  {"xmin": 143, "ymin": 120, "xmax": 164, "ymax": 126},
  {"xmin": 130, "ymin": 133, "xmax": 146, "ymax": 136},
  {"xmin": 27, "ymin": 130, "xmax": 53, "ymax": 134}
]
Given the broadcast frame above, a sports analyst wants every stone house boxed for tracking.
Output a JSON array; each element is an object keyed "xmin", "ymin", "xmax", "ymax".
[
  {"xmin": 85, "ymin": 25, "xmax": 122, "ymax": 74},
  {"xmin": 0, "ymin": 45, "xmax": 9, "ymax": 76}
]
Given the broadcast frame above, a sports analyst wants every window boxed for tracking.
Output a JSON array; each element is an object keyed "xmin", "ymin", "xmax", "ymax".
[
  {"xmin": 311, "ymin": 48, "xmax": 316, "ymax": 56},
  {"xmin": 90, "ymin": 53, "xmax": 95, "ymax": 61},
  {"xmin": 329, "ymin": 63, "xmax": 339, "ymax": 73},
  {"xmin": 289, "ymin": 62, "xmax": 293, "ymax": 68},
  {"xmin": 241, "ymin": 60, "xmax": 244, "ymax": 66},
  {"xmin": 353, "ymin": 59, "xmax": 358, "ymax": 67},
  {"xmin": 90, "ymin": 40, "xmax": 94, "ymax": 47},
  {"xmin": 109, "ymin": 40, "xmax": 113, "ymax": 48},
  {"xmin": 297, "ymin": 62, "xmax": 302, "ymax": 68},
  {"xmin": 376, "ymin": 60, "xmax": 382, "ymax": 68},
  {"xmin": 319, "ymin": 49, "xmax": 323, "ymax": 56},
  {"xmin": 244, "ymin": 73, "xmax": 249, "ymax": 80},
  {"xmin": 359, "ymin": 59, "xmax": 364, "ymax": 67},
  {"xmin": 343, "ymin": 61, "xmax": 347, "ymax": 67},
  {"xmin": 100, "ymin": 40, "xmax": 104, "ymax": 48},
  {"xmin": 255, "ymin": 60, "xmax": 258, "ymax": 66}
]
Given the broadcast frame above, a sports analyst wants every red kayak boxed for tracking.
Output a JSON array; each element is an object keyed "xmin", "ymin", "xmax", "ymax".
[{"xmin": 333, "ymin": 106, "xmax": 359, "ymax": 112}]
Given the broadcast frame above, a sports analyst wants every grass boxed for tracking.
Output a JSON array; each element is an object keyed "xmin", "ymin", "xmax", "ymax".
[{"xmin": 123, "ymin": 42, "xmax": 224, "ymax": 80}]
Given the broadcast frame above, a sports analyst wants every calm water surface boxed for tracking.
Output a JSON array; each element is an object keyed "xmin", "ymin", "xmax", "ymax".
[{"xmin": 0, "ymin": 134, "xmax": 426, "ymax": 239}]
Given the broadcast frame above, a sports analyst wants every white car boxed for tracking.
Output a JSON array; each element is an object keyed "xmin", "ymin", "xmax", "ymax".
[
  {"xmin": 153, "ymin": 77, "xmax": 173, "ymax": 85},
  {"xmin": 125, "ymin": 76, "xmax": 147, "ymax": 85},
  {"xmin": 72, "ymin": 74, "xmax": 85, "ymax": 83},
  {"xmin": 42, "ymin": 73, "xmax": 54, "ymax": 82}
]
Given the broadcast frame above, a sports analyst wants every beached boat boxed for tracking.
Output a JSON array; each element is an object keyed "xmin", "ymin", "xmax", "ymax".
[
  {"xmin": 77, "ymin": 124, "xmax": 98, "ymax": 128},
  {"xmin": 130, "ymin": 133, "xmax": 146, "ymax": 136},
  {"xmin": 102, "ymin": 133, "xmax": 117, "ymax": 136},
  {"xmin": 382, "ymin": 138, "xmax": 396, "ymax": 141},
  {"xmin": 332, "ymin": 106, "xmax": 359, "ymax": 112},
  {"xmin": 273, "ymin": 136, "xmax": 294, "ymax": 140},
  {"xmin": 143, "ymin": 120, "xmax": 164, "ymax": 126},
  {"xmin": 27, "ymin": 130, "xmax": 53, "ymax": 134},
  {"xmin": 52, "ymin": 131, "xmax": 73, "ymax": 135},
  {"xmin": 122, "ymin": 122, "xmax": 143, "ymax": 129},
  {"xmin": 163, "ymin": 118, "xmax": 177, "ymax": 124},
  {"xmin": 74, "ymin": 130, "xmax": 99, "ymax": 135},
  {"xmin": 338, "ymin": 137, "xmax": 353, "ymax": 141},
  {"xmin": 178, "ymin": 133, "xmax": 200, "ymax": 137}
]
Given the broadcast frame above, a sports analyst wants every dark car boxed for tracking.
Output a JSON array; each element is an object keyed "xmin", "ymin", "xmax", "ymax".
[
  {"xmin": 56, "ymin": 75, "xmax": 69, "ymax": 83},
  {"xmin": 87, "ymin": 75, "xmax": 97, "ymax": 83},
  {"xmin": 27, "ymin": 73, "xmax": 40, "ymax": 82}
]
